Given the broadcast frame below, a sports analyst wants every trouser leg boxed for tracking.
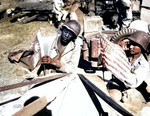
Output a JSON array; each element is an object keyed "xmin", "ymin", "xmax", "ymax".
[
  {"xmin": 55, "ymin": 10, "xmax": 63, "ymax": 21},
  {"xmin": 61, "ymin": 10, "xmax": 68, "ymax": 21}
]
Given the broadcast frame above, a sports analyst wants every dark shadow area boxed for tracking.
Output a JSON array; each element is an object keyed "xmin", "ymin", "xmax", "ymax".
[
  {"xmin": 0, "ymin": 10, "xmax": 6, "ymax": 20},
  {"xmin": 24, "ymin": 96, "xmax": 52, "ymax": 116},
  {"xmin": 78, "ymin": 52, "xmax": 96, "ymax": 73}
]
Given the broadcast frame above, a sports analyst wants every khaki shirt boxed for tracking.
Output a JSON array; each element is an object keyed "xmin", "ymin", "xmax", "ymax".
[
  {"xmin": 49, "ymin": 35, "xmax": 82, "ymax": 73},
  {"xmin": 128, "ymin": 54, "xmax": 150, "ymax": 88}
]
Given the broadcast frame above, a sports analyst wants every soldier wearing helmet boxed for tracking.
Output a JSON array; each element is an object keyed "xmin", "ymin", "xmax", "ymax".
[
  {"xmin": 8, "ymin": 20, "xmax": 82, "ymax": 75},
  {"xmin": 41, "ymin": 20, "xmax": 82, "ymax": 74},
  {"xmin": 107, "ymin": 31, "xmax": 150, "ymax": 102},
  {"xmin": 127, "ymin": 31, "xmax": 150, "ymax": 102}
]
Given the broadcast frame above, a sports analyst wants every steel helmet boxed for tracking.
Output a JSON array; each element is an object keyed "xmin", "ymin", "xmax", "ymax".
[
  {"xmin": 62, "ymin": 20, "xmax": 81, "ymax": 37},
  {"xmin": 128, "ymin": 31, "xmax": 150, "ymax": 51},
  {"xmin": 129, "ymin": 20, "xmax": 149, "ymax": 33}
]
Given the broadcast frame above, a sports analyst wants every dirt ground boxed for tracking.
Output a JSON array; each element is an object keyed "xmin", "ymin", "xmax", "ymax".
[{"xmin": 0, "ymin": 8, "xmax": 58, "ymax": 102}]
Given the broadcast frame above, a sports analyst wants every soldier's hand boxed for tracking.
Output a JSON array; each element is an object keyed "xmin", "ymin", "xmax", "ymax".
[
  {"xmin": 118, "ymin": 39, "xmax": 130, "ymax": 51},
  {"xmin": 51, "ymin": 54, "xmax": 61, "ymax": 68},
  {"xmin": 50, "ymin": 53, "xmax": 60, "ymax": 65},
  {"xmin": 42, "ymin": 55, "xmax": 52, "ymax": 64}
]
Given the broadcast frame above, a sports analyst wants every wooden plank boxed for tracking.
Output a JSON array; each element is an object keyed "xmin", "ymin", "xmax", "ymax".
[
  {"xmin": 0, "ymin": 73, "xmax": 71, "ymax": 92},
  {"xmin": 101, "ymin": 30, "xmax": 117, "ymax": 34},
  {"xmin": 141, "ymin": 0, "xmax": 150, "ymax": 8},
  {"xmin": 19, "ymin": 14, "xmax": 39, "ymax": 24},
  {"xmin": 140, "ymin": 8, "xmax": 150, "ymax": 24},
  {"xmin": 12, "ymin": 96, "xmax": 47, "ymax": 116},
  {"xmin": 0, "ymin": 96, "xmax": 20, "ymax": 106},
  {"xmin": 78, "ymin": 74, "xmax": 133, "ymax": 116},
  {"xmin": 84, "ymin": 31, "xmax": 117, "ymax": 40}
]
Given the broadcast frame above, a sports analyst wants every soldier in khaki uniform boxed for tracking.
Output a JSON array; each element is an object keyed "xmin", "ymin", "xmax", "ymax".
[
  {"xmin": 53, "ymin": 0, "xmax": 68, "ymax": 23},
  {"xmin": 108, "ymin": 31, "xmax": 150, "ymax": 102}
]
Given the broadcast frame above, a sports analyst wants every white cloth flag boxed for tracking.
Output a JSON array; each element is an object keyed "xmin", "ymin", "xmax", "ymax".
[{"xmin": 30, "ymin": 31, "xmax": 57, "ymax": 59}]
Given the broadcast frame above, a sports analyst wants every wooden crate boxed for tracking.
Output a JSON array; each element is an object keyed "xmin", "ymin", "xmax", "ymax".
[
  {"xmin": 140, "ymin": 8, "xmax": 150, "ymax": 24},
  {"xmin": 83, "ymin": 16, "xmax": 103, "ymax": 33},
  {"xmin": 90, "ymin": 38, "xmax": 100, "ymax": 59}
]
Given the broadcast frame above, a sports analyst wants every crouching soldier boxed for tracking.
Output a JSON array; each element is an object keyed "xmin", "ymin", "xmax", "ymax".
[
  {"xmin": 108, "ymin": 31, "xmax": 150, "ymax": 102},
  {"xmin": 8, "ymin": 20, "xmax": 82, "ymax": 76},
  {"xmin": 53, "ymin": 0, "xmax": 68, "ymax": 24}
]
